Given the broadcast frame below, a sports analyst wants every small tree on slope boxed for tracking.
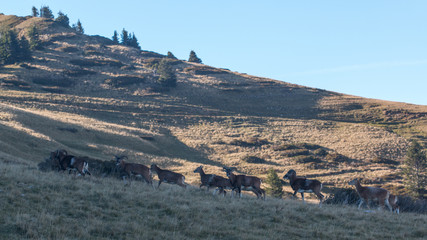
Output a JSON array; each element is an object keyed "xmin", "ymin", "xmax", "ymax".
[
  {"xmin": 402, "ymin": 140, "xmax": 426, "ymax": 199},
  {"xmin": 265, "ymin": 169, "xmax": 284, "ymax": 198}
]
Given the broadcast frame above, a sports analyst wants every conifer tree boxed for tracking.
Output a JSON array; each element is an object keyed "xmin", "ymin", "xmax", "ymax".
[
  {"xmin": 0, "ymin": 30, "xmax": 31, "ymax": 64},
  {"xmin": 0, "ymin": 30, "xmax": 20, "ymax": 64},
  {"xmin": 121, "ymin": 29, "xmax": 129, "ymax": 45},
  {"xmin": 31, "ymin": 6, "xmax": 39, "ymax": 17},
  {"xmin": 188, "ymin": 50, "xmax": 202, "ymax": 63},
  {"xmin": 112, "ymin": 30, "xmax": 119, "ymax": 44},
  {"xmin": 157, "ymin": 59, "xmax": 177, "ymax": 88},
  {"xmin": 40, "ymin": 6, "xmax": 54, "ymax": 19},
  {"xmin": 402, "ymin": 140, "xmax": 426, "ymax": 198},
  {"xmin": 167, "ymin": 51, "xmax": 177, "ymax": 59},
  {"xmin": 55, "ymin": 11, "xmax": 70, "ymax": 28},
  {"xmin": 129, "ymin": 33, "xmax": 141, "ymax": 50},
  {"xmin": 27, "ymin": 25, "xmax": 41, "ymax": 50},
  {"xmin": 265, "ymin": 169, "xmax": 284, "ymax": 198},
  {"xmin": 17, "ymin": 36, "xmax": 31, "ymax": 61},
  {"xmin": 73, "ymin": 19, "xmax": 84, "ymax": 34}
]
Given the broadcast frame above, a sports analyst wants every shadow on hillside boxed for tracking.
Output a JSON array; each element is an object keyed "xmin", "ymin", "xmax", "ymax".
[
  {"xmin": 173, "ymin": 75, "xmax": 340, "ymax": 120},
  {"xmin": 155, "ymin": 128, "xmax": 218, "ymax": 166}
]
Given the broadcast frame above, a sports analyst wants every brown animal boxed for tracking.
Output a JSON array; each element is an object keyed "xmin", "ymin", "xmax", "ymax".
[
  {"xmin": 223, "ymin": 167, "xmax": 265, "ymax": 200},
  {"xmin": 389, "ymin": 194, "xmax": 400, "ymax": 214},
  {"xmin": 194, "ymin": 166, "xmax": 216, "ymax": 190},
  {"xmin": 208, "ymin": 174, "xmax": 234, "ymax": 197},
  {"xmin": 150, "ymin": 164, "xmax": 187, "ymax": 189},
  {"xmin": 348, "ymin": 178, "xmax": 392, "ymax": 212},
  {"xmin": 115, "ymin": 156, "xmax": 153, "ymax": 187},
  {"xmin": 60, "ymin": 155, "xmax": 91, "ymax": 176},
  {"xmin": 50, "ymin": 149, "xmax": 68, "ymax": 171},
  {"xmin": 283, "ymin": 169, "xmax": 324, "ymax": 205}
]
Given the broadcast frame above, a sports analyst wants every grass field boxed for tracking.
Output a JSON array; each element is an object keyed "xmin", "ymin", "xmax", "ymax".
[
  {"xmin": 0, "ymin": 14, "xmax": 426, "ymax": 239},
  {"xmin": 1, "ymin": 160, "xmax": 426, "ymax": 240}
]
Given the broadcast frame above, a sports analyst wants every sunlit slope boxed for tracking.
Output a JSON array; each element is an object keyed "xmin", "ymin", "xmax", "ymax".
[{"xmin": 0, "ymin": 14, "xmax": 426, "ymax": 191}]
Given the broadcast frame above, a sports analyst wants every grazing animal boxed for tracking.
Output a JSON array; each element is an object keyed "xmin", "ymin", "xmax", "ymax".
[
  {"xmin": 283, "ymin": 169, "xmax": 324, "ymax": 205},
  {"xmin": 50, "ymin": 149, "xmax": 68, "ymax": 171},
  {"xmin": 208, "ymin": 174, "xmax": 234, "ymax": 197},
  {"xmin": 348, "ymin": 178, "xmax": 392, "ymax": 212},
  {"xmin": 194, "ymin": 166, "xmax": 216, "ymax": 191},
  {"xmin": 223, "ymin": 167, "xmax": 265, "ymax": 200},
  {"xmin": 115, "ymin": 156, "xmax": 153, "ymax": 187},
  {"xmin": 150, "ymin": 164, "xmax": 187, "ymax": 189},
  {"xmin": 60, "ymin": 155, "xmax": 92, "ymax": 176},
  {"xmin": 389, "ymin": 194, "xmax": 400, "ymax": 214}
]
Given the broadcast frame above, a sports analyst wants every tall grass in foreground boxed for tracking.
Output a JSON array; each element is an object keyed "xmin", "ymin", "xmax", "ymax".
[{"xmin": 0, "ymin": 160, "xmax": 426, "ymax": 240}]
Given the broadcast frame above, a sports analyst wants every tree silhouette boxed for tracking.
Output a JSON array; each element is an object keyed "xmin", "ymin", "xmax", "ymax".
[
  {"xmin": 188, "ymin": 50, "xmax": 202, "ymax": 63},
  {"xmin": 73, "ymin": 19, "xmax": 84, "ymax": 34},
  {"xmin": 167, "ymin": 51, "xmax": 177, "ymax": 59},
  {"xmin": 55, "ymin": 11, "xmax": 70, "ymax": 28},
  {"xmin": 402, "ymin": 140, "xmax": 426, "ymax": 198},
  {"xmin": 265, "ymin": 169, "xmax": 284, "ymax": 198},
  {"xmin": 112, "ymin": 30, "xmax": 119, "ymax": 44},
  {"xmin": 0, "ymin": 30, "xmax": 31, "ymax": 64},
  {"xmin": 27, "ymin": 25, "xmax": 41, "ymax": 50},
  {"xmin": 40, "ymin": 6, "xmax": 54, "ymax": 19},
  {"xmin": 157, "ymin": 59, "xmax": 177, "ymax": 88},
  {"xmin": 31, "ymin": 6, "xmax": 39, "ymax": 17},
  {"xmin": 121, "ymin": 29, "xmax": 129, "ymax": 45}
]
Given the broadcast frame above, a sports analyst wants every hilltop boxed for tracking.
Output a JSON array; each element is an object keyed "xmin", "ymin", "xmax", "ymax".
[{"xmin": 0, "ymin": 13, "xmax": 426, "ymax": 238}]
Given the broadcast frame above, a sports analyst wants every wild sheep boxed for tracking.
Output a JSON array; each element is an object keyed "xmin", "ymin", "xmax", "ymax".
[{"xmin": 283, "ymin": 169, "xmax": 324, "ymax": 205}]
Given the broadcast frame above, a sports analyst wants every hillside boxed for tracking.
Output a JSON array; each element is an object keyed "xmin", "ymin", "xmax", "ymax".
[{"xmin": 0, "ymin": 14, "xmax": 426, "ymax": 238}]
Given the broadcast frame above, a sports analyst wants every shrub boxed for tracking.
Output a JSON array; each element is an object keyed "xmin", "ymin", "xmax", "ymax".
[
  {"xmin": 324, "ymin": 188, "xmax": 360, "ymax": 205},
  {"xmin": 105, "ymin": 75, "xmax": 145, "ymax": 88},
  {"xmin": 229, "ymin": 137, "xmax": 268, "ymax": 147},
  {"xmin": 57, "ymin": 46, "xmax": 79, "ymax": 53},
  {"xmin": 241, "ymin": 155, "xmax": 266, "ymax": 164},
  {"xmin": 63, "ymin": 68, "xmax": 96, "ymax": 77},
  {"xmin": 324, "ymin": 152, "xmax": 351, "ymax": 163},
  {"xmin": 272, "ymin": 144, "xmax": 300, "ymax": 151},
  {"xmin": 70, "ymin": 58, "xmax": 123, "ymax": 68},
  {"xmin": 294, "ymin": 155, "xmax": 322, "ymax": 164},
  {"xmin": 313, "ymin": 148, "xmax": 328, "ymax": 157},
  {"xmin": 281, "ymin": 149, "xmax": 310, "ymax": 157},
  {"xmin": 295, "ymin": 142, "xmax": 322, "ymax": 150}
]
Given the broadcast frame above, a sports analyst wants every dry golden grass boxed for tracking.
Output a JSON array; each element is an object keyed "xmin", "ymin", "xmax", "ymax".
[
  {"xmin": 1, "ymin": 159, "xmax": 426, "ymax": 240},
  {"xmin": 0, "ymin": 14, "xmax": 427, "ymax": 238}
]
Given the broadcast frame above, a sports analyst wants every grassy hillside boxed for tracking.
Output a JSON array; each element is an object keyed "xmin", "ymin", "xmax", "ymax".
[
  {"xmin": 1, "ymin": 160, "xmax": 426, "ymax": 240},
  {"xmin": 0, "ymin": 14, "xmax": 426, "ymax": 238}
]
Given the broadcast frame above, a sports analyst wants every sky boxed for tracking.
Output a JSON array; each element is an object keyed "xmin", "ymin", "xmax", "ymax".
[{"xmin": 2, "ymin": 1, "xmax": 427, "ymax": 105}]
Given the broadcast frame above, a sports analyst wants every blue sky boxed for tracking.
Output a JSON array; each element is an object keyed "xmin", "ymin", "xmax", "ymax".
[{"xmin": 2, "ymin": 1, "xmax": 427, "ymax": 105}]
